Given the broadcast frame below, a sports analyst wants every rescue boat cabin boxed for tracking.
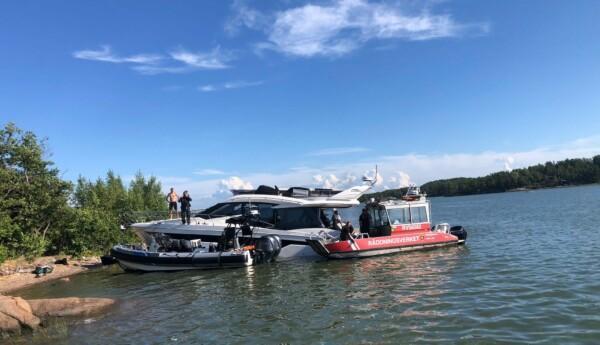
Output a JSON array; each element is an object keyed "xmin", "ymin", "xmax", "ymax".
[{"xmin": 364, "ymin": 188, "xmax": 431, "ymax": 237}]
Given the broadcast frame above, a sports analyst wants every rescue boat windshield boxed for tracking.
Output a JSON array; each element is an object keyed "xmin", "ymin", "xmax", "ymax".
[
  {"xmin": 387, "ymin": 207, "xmax": 410, "ymax": 225},
  {"xmin": 385, "ymin": 205, "xmax": 429, "ymax": 225}
]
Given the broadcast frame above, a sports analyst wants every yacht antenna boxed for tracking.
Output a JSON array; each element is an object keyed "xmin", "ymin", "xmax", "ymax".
[{"xmin": 362, "ymin": 165, "xmax": 378, "ymax": 186}]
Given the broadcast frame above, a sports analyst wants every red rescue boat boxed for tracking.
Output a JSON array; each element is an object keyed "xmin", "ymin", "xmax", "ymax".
[{"xmin": 306, "ymin": 186, "xmax": 467, "ymax": 259}]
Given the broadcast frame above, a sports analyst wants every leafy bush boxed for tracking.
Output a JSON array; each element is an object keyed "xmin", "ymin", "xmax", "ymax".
[{"xmin": 1, "ymin": 122, "xmax": 167, "ymax": 260}]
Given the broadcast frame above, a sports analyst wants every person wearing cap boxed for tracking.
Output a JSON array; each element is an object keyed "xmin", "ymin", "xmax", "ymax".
[
  {"xmin": 166, "ymin": 187, "xmax": 178, "ymax": 219},
  {"xmin": 179, "ymin": 190, "xmax": 192, "ymax": 225},
  {"xmin": 331, "ymin": 209, "xmax": 343, "ymax": 230}
]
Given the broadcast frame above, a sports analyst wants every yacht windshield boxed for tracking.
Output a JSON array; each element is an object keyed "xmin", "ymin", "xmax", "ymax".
[{"xmin": 197, "ymin": 202, "xmax": 275, "ymax": 219}]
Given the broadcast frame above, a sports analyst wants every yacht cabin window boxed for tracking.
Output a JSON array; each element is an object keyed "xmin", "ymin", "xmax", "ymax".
[
  {"xmin": 273, "ymin": 207, "xmax": 323, "ymax": 230},
  {"xmin": 199, "ymin": 202, "xmax": 275, "ymax": 218}
]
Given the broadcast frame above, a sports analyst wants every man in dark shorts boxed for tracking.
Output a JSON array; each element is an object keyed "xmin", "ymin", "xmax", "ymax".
[{"xmin": 166, "ymin": 187, "xmax": 178, "ymax": 219}]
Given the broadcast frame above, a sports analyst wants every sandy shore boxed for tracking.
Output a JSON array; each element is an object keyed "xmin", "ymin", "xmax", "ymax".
[{"xmin": 0, "ymin": 256, "xmax": 102, "ymax": 294}]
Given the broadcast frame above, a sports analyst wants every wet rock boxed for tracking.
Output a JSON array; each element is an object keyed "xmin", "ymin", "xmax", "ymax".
[
  {"xmin": 28, "ymin": 297, "xmax": 115, "ymax": 317},
  {"xmin": 59, "ymin": 277, "xmax": 70, "ymax": 283},
  {"xmin": 0, "ymin": 296, "xmax": 41, "ymax": 334}
]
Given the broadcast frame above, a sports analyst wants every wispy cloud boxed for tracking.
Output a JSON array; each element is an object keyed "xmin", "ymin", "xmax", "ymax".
[
  {"xmin": 307, "ymin": 147, "xmax": 370, "ymax": 156},
  {"xmin": 194, "ymin": 169, "xmax": 227, "ymax": 176},
  {"xmin": 198, "ymin": 80, "xmax": 264, "ymax": 92},
  {"xmin": 72, "ymin": 45, "xmax": 163, "ymax": 64},
  {"xmin": 229, "ymin": 0, "xmax": 489, "ymax": 58},
  {"xmin": 73, "ymin": 45, "xmax": 233, "ymax": 74},
  {"xmin": 170, "ymin": 47, "xmax": 231, "ymax": 69}
]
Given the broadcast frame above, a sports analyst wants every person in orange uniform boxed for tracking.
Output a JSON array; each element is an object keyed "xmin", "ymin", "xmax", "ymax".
[{"xmin": 166, "ymin": 187, "xmax": 179, "ymax": 219}]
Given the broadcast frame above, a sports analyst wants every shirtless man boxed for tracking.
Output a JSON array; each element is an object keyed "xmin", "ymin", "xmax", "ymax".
[{"xmin": 166, "ymin": 187, "xmax": 178, "ymax": 219}]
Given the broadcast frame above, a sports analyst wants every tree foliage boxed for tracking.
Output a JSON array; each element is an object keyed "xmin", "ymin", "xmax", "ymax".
[
  {"xmin": 0, "ymin": 123, "xmax": 72, "ymax": 259},
  {"xmin": 0, "ymin": 123, "xmax": 167, "ymax": 262},
  {"xmin": 421, "ymin": 157, "xmax": 600, "ymax": 196}
]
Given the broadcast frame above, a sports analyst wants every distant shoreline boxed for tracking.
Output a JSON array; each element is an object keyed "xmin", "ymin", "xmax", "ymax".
[
  {"xmin": 363, "ymin": 156, "xmax": 600, "ymax": 200},
  {"xmin": 427, "ymin": 183, "xmax": 600, "ymax": 198}
]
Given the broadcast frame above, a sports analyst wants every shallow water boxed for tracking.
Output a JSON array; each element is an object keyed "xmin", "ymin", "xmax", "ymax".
[{"xmin": 14, "ymin": 185, "xmax": 600, "ymax": 344}]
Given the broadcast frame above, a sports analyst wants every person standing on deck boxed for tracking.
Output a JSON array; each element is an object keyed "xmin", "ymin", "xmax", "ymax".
[
  {"xmin": 166, "ymin": 187, "xmax": 178, "ymax": 219},
  {"xmin": 331, "ymin": 209, "xmax": 343, "ymax": 230},
  {"xmin": 179, "ymin": 191, "xmax": 192, "ymax": 225},
  {"xmin": 359, "ymin": 208, "xmax": 371, "ymax": 235}
]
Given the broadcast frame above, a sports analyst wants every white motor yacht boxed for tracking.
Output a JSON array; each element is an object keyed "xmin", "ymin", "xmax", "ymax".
[{"xmin": 131, "ymin": 183, "xmax": 374, "ymax": 260}]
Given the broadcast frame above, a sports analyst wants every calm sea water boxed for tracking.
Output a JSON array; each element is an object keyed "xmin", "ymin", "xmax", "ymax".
[{"xmin": 13, "ymin": 185, "xmax": 600, "ymax": 344}]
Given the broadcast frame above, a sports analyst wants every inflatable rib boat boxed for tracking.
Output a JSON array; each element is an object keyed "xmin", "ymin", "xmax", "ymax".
[{"xmin": 111, "ymin": 216, "xmax": 282, "ymax": 272}]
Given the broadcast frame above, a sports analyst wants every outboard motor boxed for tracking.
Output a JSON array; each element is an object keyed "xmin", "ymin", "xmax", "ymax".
[
  {"xmin": 450, "ymin": 226, "xmax": 467, "ymax": 243},
  {"xmin": 219, "ymin": 226, "xmax": 239, "ymax": 250},
  {"xmin": 254, "ymin": 235, "xmax": 282, "ymax": 263}
]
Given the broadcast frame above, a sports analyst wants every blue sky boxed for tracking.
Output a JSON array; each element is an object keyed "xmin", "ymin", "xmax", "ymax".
[{"xmin": 2, "ymin": 0, "xmax": 600, "ymax": 206}]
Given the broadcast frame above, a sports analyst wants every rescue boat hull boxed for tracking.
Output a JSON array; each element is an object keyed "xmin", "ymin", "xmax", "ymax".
[{"xmin": 307, "ymin": 230, "xmax": 465, "ymax": 259}]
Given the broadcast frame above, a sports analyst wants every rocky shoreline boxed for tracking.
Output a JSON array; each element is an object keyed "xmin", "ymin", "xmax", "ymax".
[
  {"xmin": 0, "ymin": 256, "xmax": 115, "ymax": 337},
  {"xmin": 0, "ymin": 295, "xmax": 115, "ymax": 335},
  {"xmin": 0, "ymin": 256, "xmax": 102, "ymax": 295}
]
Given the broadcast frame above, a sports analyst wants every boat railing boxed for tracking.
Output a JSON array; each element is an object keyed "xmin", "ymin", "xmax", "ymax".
[{"xmin": 126, "ymin": 209, "xmax": 206, "ymax": 223}]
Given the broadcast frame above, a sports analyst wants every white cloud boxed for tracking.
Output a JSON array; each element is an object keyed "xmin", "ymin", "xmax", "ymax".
[
  {"xmin": 220, "ymin": 176, "xmax": 254, "ymax": 190},
  {"xmin": 199, "ymin": 85, "xmax": 217, "ymax": 92},
  {"xmin": 233, "ymin": 0, "xmax": 489, "ymax": 58},
  {"xmin": 194, "ymin": 169, "xmax": 227, "ymax": 176},
  {"xmin": 212, "ymin": 176, "xmax": 254, "ymax": 199},
  {"xmin": 313, "ymin": 173, "xmax": 358, "ymax": 189},
  {"xmin": 73, "ymin": 45, "xmax": 164, "ymax": 64},
  {"xmin": 307, "ymin": 147, "xmax": 369, "ymax": 156},
  {"xmin": 154, "ymin": 135, "xmax": 600, "ymax": 208},
  {"xmin": 198, "ymin": 80, "xmax": 264, "ymax": 92},
  {"xmin": 386, "ymin": 171, "xmax": 411, "ymax": 189},
  {"xmin": 73, "ymin": 45, "xmax": 233, "ymax": 75},
  {"xmin": 170, "ymin": 47, "xmax": 231, "ymax": 69},
  {"xmin": 225, "ymin": 0, "xmax": 266, "ymax": 35},
  {"xmin": 503, "ymin": 156, "xmax": 515, "ymax": 172}
]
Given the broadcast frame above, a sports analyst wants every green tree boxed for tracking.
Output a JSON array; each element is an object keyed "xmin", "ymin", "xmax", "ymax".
[{"xmin": 0, "ymin": 122, "xmax": 72, "ymax": 259}]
